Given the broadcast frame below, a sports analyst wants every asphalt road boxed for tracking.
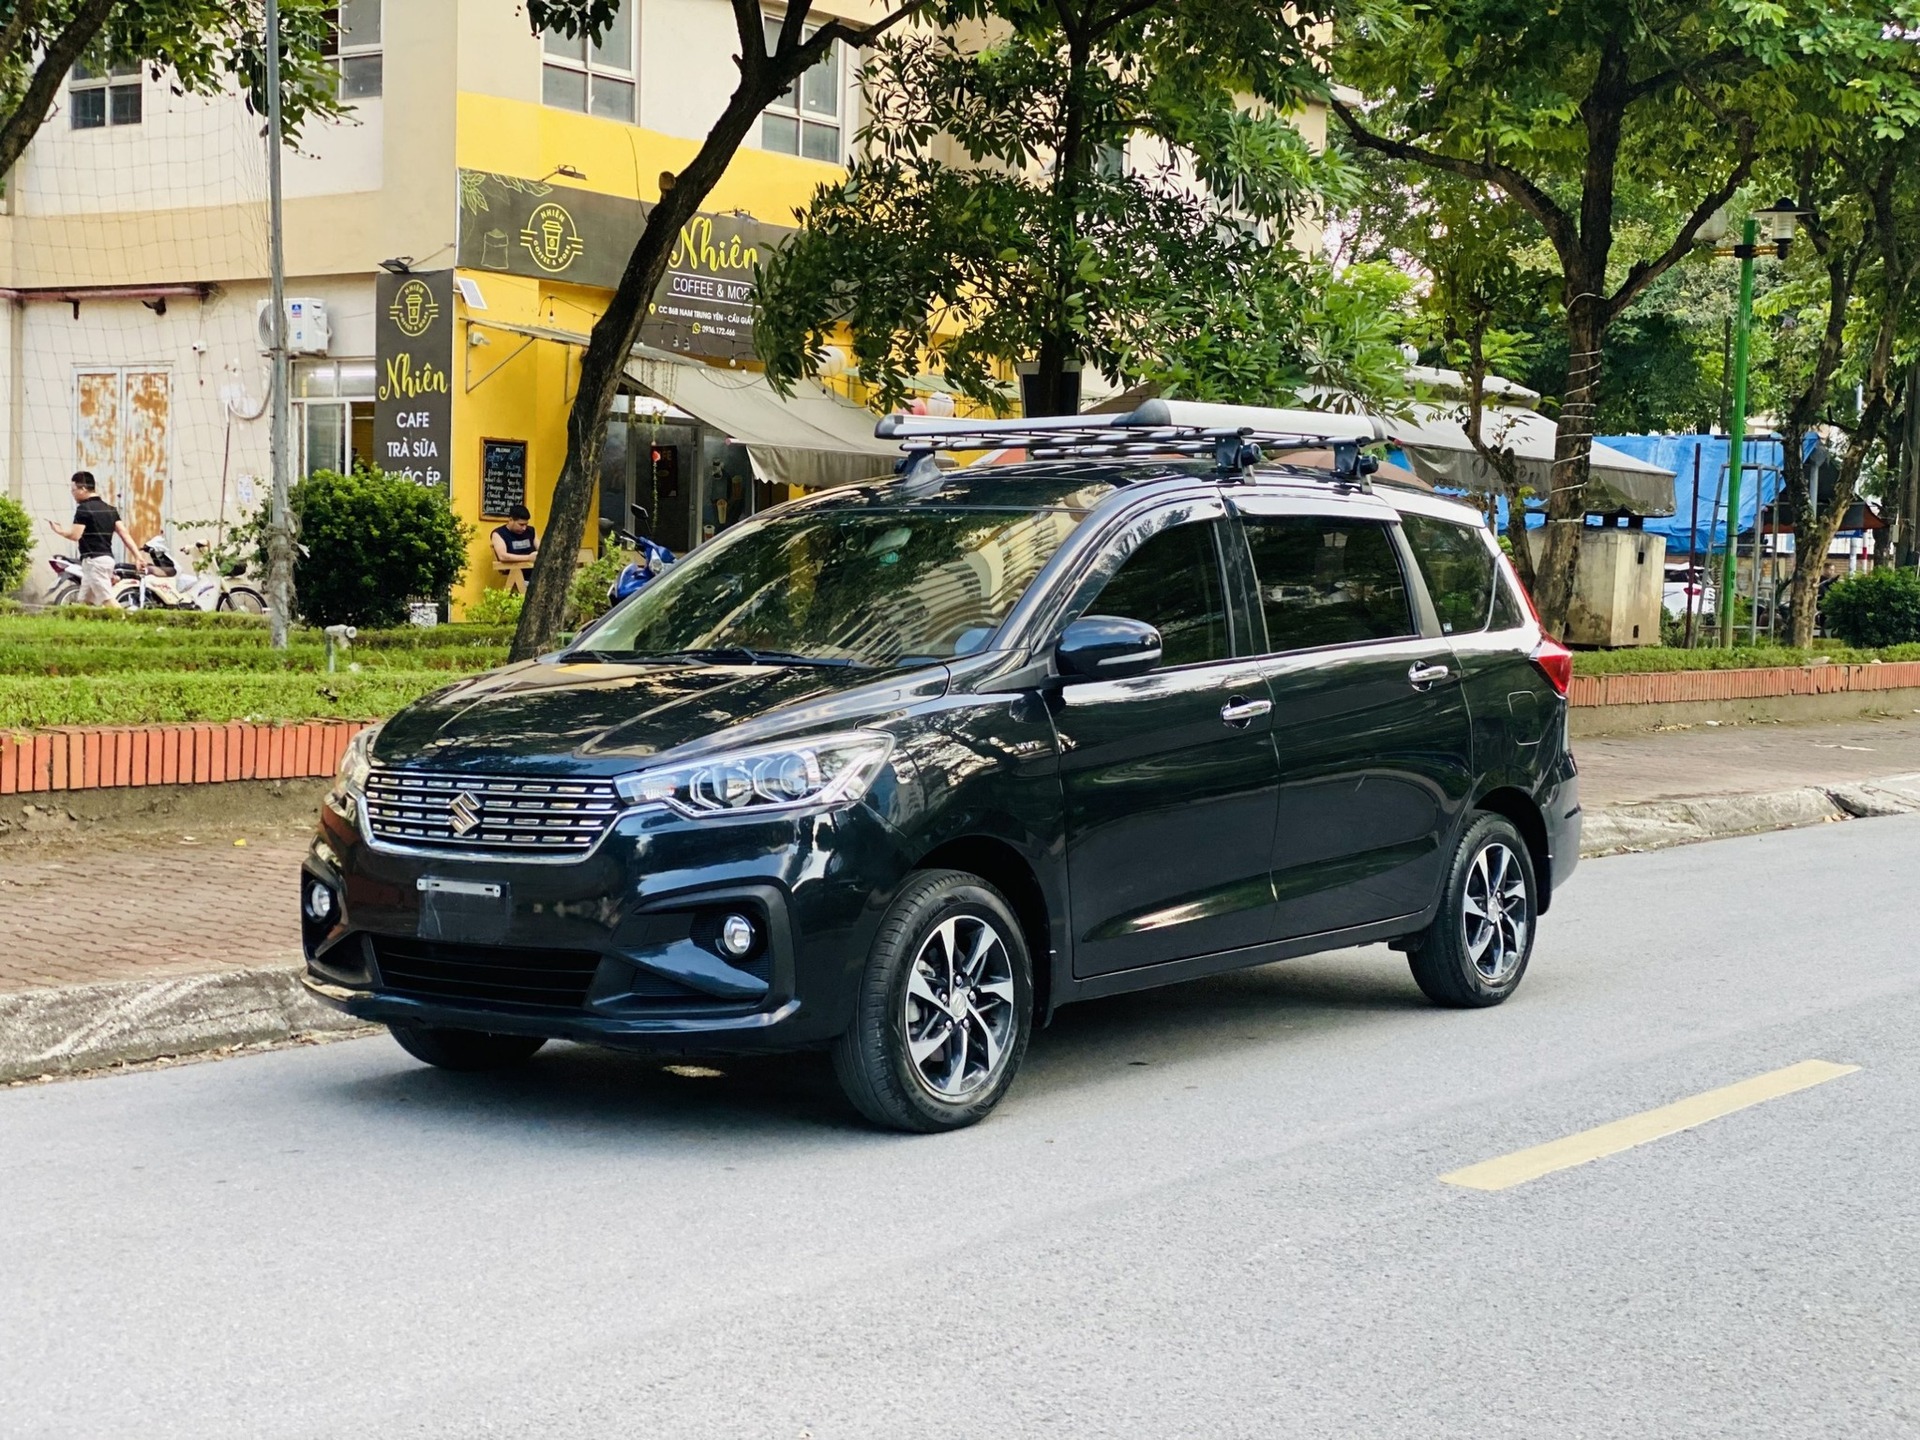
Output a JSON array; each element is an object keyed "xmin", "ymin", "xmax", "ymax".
[{"xmin": 4, "ymin": 818, "xmax": 1917, "ymax": 1439}]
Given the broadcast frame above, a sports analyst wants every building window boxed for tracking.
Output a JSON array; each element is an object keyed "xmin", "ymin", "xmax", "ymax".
[
  {"xmin": 543, "ymin": 0, "xmax": 635, "ymax": 121},
  {"xmin": 324, "ymin": 1, "xmax": 383, "ymax": 101},
  {"xmin": 293, "ymin": 360, "xmax": 376, "ymax": 477},
  {"xmin": 761, "ymin": 13, "xmax": 842, "ymax": 162},
  {"xmin": 70, "ymin": 62, "xmax": 142, "ymax": 129}
]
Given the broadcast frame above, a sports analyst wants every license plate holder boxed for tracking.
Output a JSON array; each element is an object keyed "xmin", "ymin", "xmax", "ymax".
[{"xmin": 416, "ymin": 876, "xmax": 509, "ymax": 943}]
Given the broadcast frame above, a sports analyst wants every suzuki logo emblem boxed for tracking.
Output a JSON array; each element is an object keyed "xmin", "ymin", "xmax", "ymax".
[{"xmin": 448, "ymin": 792, "xmax": 483, "ymax": 837}]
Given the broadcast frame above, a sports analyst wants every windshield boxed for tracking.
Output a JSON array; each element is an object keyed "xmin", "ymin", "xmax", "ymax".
[{"xmin": 575, "ymin": 506, "xmax": 1085, "ymax": 667}]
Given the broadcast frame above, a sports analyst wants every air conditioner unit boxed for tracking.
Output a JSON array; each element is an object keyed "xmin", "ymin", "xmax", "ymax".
[{"xmin": 255, "ymin": 297, "xmax": 331, "ymax": 355}]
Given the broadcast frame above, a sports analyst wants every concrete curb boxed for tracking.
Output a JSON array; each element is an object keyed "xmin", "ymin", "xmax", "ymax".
[
  {"xmin": 0, "ymin": 965, "xmax": 365, "ymax": 1084},
  {"xmin": 1579, "ymin": 771, "xmax": 1920, "ymax": 857}
]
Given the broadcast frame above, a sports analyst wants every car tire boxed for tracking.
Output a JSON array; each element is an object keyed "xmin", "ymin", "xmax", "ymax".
[
  {"xmin": 389, "ymin": 1024, "xmax": 547, "ymax": 1071},
  {"xmin": 1406, "ymin": 813, "xmax": 1538, "ymax": 1009},
  {"xmin": 831, "ymin": 869, "xmax": 1033, "ymax": 1133}
]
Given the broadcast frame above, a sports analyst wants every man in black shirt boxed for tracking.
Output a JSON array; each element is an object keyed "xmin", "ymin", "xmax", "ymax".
[
  {"xmin": 46, "ymin": 471, "xmax": 144, "ymax": 604},
  {"xmin": 490, "ymin": 504, "xmax": 537, "ymax": 592}
]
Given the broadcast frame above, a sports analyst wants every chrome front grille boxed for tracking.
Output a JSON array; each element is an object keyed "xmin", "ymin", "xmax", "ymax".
[{"xmin": 363, "ymin": 767, "xmax": 623, "ymax": 855}]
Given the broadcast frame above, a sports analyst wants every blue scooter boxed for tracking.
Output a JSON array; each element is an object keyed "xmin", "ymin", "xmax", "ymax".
[{"xmin": 599, "ymin": 503, "xmax": 675, "ymax": 608}]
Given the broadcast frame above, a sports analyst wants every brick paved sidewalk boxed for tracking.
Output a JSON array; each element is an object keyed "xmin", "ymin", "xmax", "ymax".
[
  {"xmin": 0, "ymin": 835, "xmax": 308, "ymax": 995},
  {"xmin": 1575, "ymin": 713, "xmax": 1920, "ymax": 807},
  {"xmin": 7, "ymin": 710, "xmax": 1920, "ymax": 998}
]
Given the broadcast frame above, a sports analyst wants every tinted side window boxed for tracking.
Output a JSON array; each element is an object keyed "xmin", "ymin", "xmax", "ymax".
[
  {"xmin": 1400, "ymin": 513, "xmax": 1498, "ymax": 635},
  {"xmin": 1489, "ymin": 558, "xmax": 1530, "ymax": 630},
  {"xmin": 1243, "ymin": 517, "xmax": 1414, "ymax": 653},
  {"xmin": 1088, "ymin": 521, "xmax": 1229, "ymax": 667}
]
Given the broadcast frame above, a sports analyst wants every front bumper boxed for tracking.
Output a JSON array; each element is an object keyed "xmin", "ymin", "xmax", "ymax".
[{"xmin": 300, "ymin": 793, "xmax": 912, "ymax": 1054}]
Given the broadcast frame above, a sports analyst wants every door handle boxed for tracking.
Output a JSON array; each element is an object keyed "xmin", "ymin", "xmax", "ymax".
[
  {"xmin": 1220, "ymin": 696, "xmax": 1273, "ymax": 728},
  {"xmin": 1408, "ymin": 661, "xmax": 1451, "ymax": 690}
]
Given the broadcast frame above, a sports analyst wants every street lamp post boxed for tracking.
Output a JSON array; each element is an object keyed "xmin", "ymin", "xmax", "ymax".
[
  {"xmin": 1719, "ymin": 218, "xmax": 1757, "ymax": 648},
  {"xmin": 1715, "ymin": 199, "xmax": 1804, "ymax": 648}
]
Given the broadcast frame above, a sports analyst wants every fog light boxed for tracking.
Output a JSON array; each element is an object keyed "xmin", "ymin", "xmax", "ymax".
[
  {"xmin": 305, "ymin": 880, "xmax": 337, "ymax": 924},
  {"xmin": 718, "ymin": 913, "xmax": 757, "ymax": 958}
]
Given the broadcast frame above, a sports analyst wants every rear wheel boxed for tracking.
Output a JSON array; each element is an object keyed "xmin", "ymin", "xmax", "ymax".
[
  {"xmin": 389, "ymin": 1024, "xmax": 547, "ymax": 1071},
  {"xmin": 1406, "ymin": 813, "xmax": 1538, "ymax": 1008},
  {"xmin": 832, "ymin": 870, "xmax": 1032, "ymax": 1133},
  {"xmin": 48, "ymin": 581, "xmax": 80, "ymax": 606},
  {"xmin": 218, "ymin": 585, "xmax": 266, "ymax": 613}
]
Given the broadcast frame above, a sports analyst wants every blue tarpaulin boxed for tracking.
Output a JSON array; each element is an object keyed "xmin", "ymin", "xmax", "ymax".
[{"xmin": 1397, "ymin": 433, "xmax": 1811, "ymax": 556}]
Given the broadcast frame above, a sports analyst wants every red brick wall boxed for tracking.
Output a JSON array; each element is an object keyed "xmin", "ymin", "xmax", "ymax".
[
  {"xmin": 0, "ymin": 721, "xmax": 369, "ymax": 795},
  {"xmin": 1568, "ymin": 661, "xmax": 1920, "ymax": 708}
]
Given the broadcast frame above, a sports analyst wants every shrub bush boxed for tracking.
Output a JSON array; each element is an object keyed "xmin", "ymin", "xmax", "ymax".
[
  {"xmin": 0, "ymin": 494, "xmax": 33, "ymax": 596},
  {"xmin": 464, "ymin": 586, "xmax": 524, "ymax": 626},
  {"xmin": 569, "ymin": 552, "xmax": 626, "ymax": 627},
  {"xmin": 1820, "ymin": 567, "xmax": 1920, "ymax": 649},
  {"xmin": 288, "ymin": 467, "xmax": 471, "ymax": 628}
]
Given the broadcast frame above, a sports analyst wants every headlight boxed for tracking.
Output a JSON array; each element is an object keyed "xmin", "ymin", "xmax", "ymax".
[
  {"xmin": 333, "ymin": 725, "xmax": 380, "ymax": 799},
  {"xmin": 616, "ymin": 732, "xmax": 894, "ymax": 818}
]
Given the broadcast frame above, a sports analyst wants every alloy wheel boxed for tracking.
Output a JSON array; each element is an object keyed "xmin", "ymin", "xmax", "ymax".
[
  {"xmin": 901, "ymin": 913, "xmax": 1018, "ymax": 1103},
  {"xmin": 1460, "ymin": 840, "xmax": 1530, "ymax": 984}
]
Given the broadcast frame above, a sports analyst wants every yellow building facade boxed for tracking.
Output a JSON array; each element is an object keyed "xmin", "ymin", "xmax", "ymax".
[{"xmin": 1, "ymin": 0, "xmax": 891, "ymax": 610}]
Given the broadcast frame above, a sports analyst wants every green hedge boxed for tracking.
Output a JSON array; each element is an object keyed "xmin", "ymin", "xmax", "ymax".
[
  {"xmin": 0, "ymin": 671, "xmax": 465, "ymax": 729},
  {"xmin": 1572, "ymin": 643, "xmax": 1920, "ymax": 676}
]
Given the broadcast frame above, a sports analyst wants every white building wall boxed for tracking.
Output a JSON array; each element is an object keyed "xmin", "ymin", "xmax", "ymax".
[{"xmin": 11, "ymin": 277, "xmax": 377, "ymax": 598}]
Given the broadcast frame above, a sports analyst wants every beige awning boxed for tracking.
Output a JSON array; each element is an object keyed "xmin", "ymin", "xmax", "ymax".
[
  {"xmin": 1384, "ymin": 403, "xmax": 1676, "ymax": 516},
  {"xmin": 624, "ymin": 349, "xmax": 898, "ymax": 490}
]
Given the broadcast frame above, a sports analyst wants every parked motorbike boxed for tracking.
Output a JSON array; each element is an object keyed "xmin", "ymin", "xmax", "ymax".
[
  {"xmin": 599, "ymin": 503, "xmax": 675, "ymax": 608},
  {"xmin": 48, "ymin": 542, "xmax": 264, "ymax": 612}
]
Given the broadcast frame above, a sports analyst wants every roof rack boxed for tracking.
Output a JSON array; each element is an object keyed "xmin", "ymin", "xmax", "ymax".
[{"xmin": 875, "ymin": 399, "xmax": 1388, "ymax": 482}]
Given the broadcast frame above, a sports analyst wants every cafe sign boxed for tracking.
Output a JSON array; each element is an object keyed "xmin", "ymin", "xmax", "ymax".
[
  {"xmin": 373, "ymin": 268, "xmax": 454, "ymax": 491},
  {"xmin": 455, "ymin": 168, "xmax": 792, "ymax": 362}
]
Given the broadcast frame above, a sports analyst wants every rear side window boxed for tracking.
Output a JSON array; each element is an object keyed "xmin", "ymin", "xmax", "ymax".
[
  {"xmin": 1242, "ymin": 516, "xmax": 1414, "ymax": 653},
  {"xmin": 1087, "ymin": 520, "xmax": 1229, "ymax": 667},
  {"xmin": 1399, "ymin": 513, "xmax": 1499, "ymax": 635}
]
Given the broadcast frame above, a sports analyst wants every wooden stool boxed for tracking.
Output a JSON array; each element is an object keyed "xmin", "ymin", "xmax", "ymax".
[{"xmin": 495, "ymin": 562, "xmax": 532, "ymax": 595}]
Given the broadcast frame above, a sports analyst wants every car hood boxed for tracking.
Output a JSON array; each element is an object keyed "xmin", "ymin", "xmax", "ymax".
[{"xmin": 375, "ymin": 657, "xmax": 947, "ymax": 772}]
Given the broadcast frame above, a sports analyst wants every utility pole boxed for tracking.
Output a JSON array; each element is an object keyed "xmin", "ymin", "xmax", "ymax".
[
  {"xmin": 263, "ymin": 0, "xmax": 294, "ymax": 649},
  {"xmin": 1718, "ymin": 217, "xmax": 1757, "ymax": 648}
]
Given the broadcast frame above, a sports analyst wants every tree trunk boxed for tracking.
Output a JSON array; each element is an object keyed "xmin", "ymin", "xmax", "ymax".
[
  {"xmin": 509, "ymin": 68, "xmax": 782, "ymax": 659},
  {"xmin": 1534, "ymin": 286, "xmax": 1604, "ymax": 634},
  {"xmin": 1029, "ymin": 20, "xmax": 1092, "ymax": 418}
]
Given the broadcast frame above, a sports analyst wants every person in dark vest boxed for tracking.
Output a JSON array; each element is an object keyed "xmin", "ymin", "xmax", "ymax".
[
  {"xmin": 490, "ymin": 504, "xmax": 538, "ymax": 593},
  {"xmin": 46, "ymin": 471, "xmax": 145, "ymax": 605}
]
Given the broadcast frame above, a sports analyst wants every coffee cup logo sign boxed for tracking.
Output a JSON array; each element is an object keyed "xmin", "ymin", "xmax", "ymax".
[
  {"xmin": 520, "ymin": 202, "xmax": 585, "ymax": 274},
  {"xmin": 388, "ymin": 279, "xmax": 441, "ymax": 339},
  {"xmin": 457, "ymin": 169, "xmax": 794, "ymax": 361}
]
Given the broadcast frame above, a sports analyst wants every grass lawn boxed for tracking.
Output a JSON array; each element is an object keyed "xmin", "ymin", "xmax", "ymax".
[{"xmin": 0, "ymin": 610, "xmax": 509, "ymax": 728}]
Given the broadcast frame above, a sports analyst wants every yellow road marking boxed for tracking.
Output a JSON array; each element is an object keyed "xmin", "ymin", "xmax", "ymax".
[{"xmin": 1441, "ymin": 1060, "xmax": 1861, "ymax": 1192}]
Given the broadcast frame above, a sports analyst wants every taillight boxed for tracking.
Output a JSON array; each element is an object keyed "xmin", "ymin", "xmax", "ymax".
[{"xmin": 1530, "ymin": 635, "xmax": 1573, "ymax": 697}]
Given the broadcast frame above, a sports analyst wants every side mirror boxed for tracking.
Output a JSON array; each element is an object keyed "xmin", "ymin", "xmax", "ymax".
[
  {"xmin": 1056, "ymin": 615, "xmax": 1162, "ymax": 682},
  {"xmin": 597, "ymin": 517, "xmax": 616, "ymax": 537}
]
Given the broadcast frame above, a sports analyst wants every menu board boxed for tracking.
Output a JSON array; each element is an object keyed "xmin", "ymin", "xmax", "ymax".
[{"xmin": 480, "ymin": 439, "xmax": 528, "ymax": 518}]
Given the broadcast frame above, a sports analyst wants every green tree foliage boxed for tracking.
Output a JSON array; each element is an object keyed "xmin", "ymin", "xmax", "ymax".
[
  {"xmin": 0, "ymin": 0, "xmax": 344, "ymax": 182},
  {"xmin": 757, "ymin": 0, "xmax": 1404, "ymax": 415},
  {"xmin": 1821, "ymin": 567, "xmax": 1920, "ymax": 648},
  {"xmin": 285, "ymin": 469, "xmax": 471, "ymax": 629},
  {"xmin": 0, "ymin": 493, "xmax": 32, "ymax": 596},
  {"xmin": 1328, "ymin": 0, "xmax": 1920, "ymax": 634}
]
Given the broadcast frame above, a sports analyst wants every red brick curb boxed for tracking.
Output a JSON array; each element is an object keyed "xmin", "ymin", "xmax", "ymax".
[
  {"xmin": 1569, "ymin": 661, "xmax": 1920, "ymax": 708},
  {"xmin": 0, "ymin": 720, "xmax": 370, "ymax": 795}
]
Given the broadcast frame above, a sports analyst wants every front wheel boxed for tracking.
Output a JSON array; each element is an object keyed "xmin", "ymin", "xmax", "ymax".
[
  {"xmin": 1406, "ymin": 813, "xmax": 1538, "ymax": 1008},
  {"xmin": 389, "ymin": 1024, "xmax": 546, "ymax": 1071},
  {"xmin": 832, "ymin": 870, "xmax": 1033, "ymax": 1133},
  {"xmin": 218, "ymin": 585, "xmax": 266, "ymax": 613}
]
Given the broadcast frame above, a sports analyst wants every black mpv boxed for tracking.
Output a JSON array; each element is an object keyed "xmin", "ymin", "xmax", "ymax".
[{"xmin": 302, "ymin": 404, "xmax": 1580, "ymax": 1132}]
